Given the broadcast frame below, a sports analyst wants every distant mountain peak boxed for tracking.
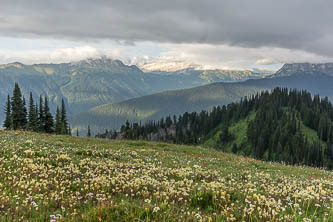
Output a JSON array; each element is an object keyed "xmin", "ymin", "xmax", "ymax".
[
  {"xmin": 71, "ymin": 57, "xmax": 125, "ymax": 67},
  {"xmin": 0, "ymin": 62, "xmax": 24, "ymax": 69},
  {"xmin": 139, "ymin": 60, "xmax": 203, "ymax": 72},
  {"xmin": 274, "ymin": 62, "xmax": 333, "ymax": 77},
  {"xmin": 68, "ymin": 57, "xmax": 144, "ymax": 73}
]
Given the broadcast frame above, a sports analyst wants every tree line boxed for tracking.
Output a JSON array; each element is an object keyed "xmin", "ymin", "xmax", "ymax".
[
  {"xmin": 100, "ymin": 87, "xmax": 333, "ymax": 169},
  {"xmin": 3, "ymin": 83, "xmax": 70, "ymax": 135}
]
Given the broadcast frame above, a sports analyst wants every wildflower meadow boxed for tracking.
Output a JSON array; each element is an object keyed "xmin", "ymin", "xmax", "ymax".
[{"xmin": 0, "ymin": 131, "xmax": 332, "ymax": 221}]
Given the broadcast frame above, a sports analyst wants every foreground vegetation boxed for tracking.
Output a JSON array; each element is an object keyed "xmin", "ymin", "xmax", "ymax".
[{"xmin": 0, "ymin": 131, "xmax": 333, "ymax": 221}]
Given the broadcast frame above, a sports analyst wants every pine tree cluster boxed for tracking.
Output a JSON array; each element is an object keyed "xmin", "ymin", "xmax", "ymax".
[
  {"xmin": 110, "ymin": 87, "xmax": 333, "ymax": 169},
  {"xmin": 3, "ymin": 83, "xmax": 70, "ymax": 135}
]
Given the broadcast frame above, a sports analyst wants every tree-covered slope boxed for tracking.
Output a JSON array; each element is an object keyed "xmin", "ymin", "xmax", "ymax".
[{"xmin": 117, "ymin": 88, "xmax": 333, "ymax": 169}]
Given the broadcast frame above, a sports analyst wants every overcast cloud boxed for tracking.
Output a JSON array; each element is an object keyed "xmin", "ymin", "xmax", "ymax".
[
  {"xmin": 1, "ymin": 0, "xmax": 333, "ymax": 68},
  {"xmin": 0, "ymin": 46, "xmax": 128, "ymax": 64}
]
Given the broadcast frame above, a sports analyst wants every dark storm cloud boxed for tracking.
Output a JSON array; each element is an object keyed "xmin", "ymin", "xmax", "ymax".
[{"xmin": 1, "ymin": 0, "xmax": 333, "ymax": 56}]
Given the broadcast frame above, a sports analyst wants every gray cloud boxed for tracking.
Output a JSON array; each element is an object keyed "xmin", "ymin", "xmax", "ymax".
[
  {"xmin": 0, "ymin": 45, "xmax": 127, "ymax": 65},
  {"xmin": 1, "ymin": 0, "xmax": 333, "ymax": 57},
  {"xmin": 157, "ymin": 43, "xmax": 333, "ymax": 70}
]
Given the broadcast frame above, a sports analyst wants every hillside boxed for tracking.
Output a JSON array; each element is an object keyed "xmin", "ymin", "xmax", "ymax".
[
  {"xmin": 71, "ymin": 83, "xmax": 266, "ymax": 134},
  {"xmin": 0, "ymin": 58, "xmax": 152, "ymax": 119},
  {"xmin": 203, "ymin": 111, "xmax": 257, "ymax": 151},
  {"xmin": 199, "ymin": 69, "xmax": 269, "ymax": 82},
  {"xmin": 72, "ymin": 64, "xmax": 333, "ymax": 134},
  {"xmin": 203, "ymin": 110, "xmax": 325, "ymax": 155},
  {"xmin": 245, "ymin": 71, "xmax": 333, "ymax": 100},
  {"xmin": 114, "ymin": 88, "xmax": 333, "ymax": 169},
  {"xmin": 0, "ymin": 130, "xmax": 332, "ymax": 221}
]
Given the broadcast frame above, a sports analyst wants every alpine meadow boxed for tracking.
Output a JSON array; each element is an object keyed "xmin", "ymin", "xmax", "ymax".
[{"xmin": 2, "ymin": 1, "xmax": 333, "ymax": 222}]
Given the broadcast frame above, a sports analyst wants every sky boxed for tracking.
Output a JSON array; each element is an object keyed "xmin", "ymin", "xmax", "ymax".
[{"xmin": 1, "ymin": 0, "xmax": 333, "ymax": 70}]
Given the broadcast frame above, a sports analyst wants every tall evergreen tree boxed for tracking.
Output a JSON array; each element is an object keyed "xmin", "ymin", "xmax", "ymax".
[
  {"xmin": 43, "ymin": 97, "xmax": 54, "ymax": 133},
  {"xmin": 87, "ymin": 125, "xmax": 91, "ymax": 137},
  {"xmin": 68, "ymin": 125, "xmax": 71, "ymax": 136},
  {"xmin": 11, "ymin": 83, "xmax": 26, "ymax": 130},
  {"xmin": 35, "ymin": 102, "xmax": 39, "ymax": 123},
  {"xmin": 3, "ymin": 95, "xmax": 12, "ymax": 129},
  {"xmin": 3, "ymin": 83, "xmax": 71, "ymax": 135},
  {"xmin": 27, "ymin": 92, "xmax": 38, "ymax": 131},
  {"xmin": 22, "ymin": 97, "xmax": 28, "ymax": 128},
  {"xmin": 60, "ymin": 99, "xmax": 68, "ymax": 134},
  {"xmin": 38, "ymin": 95, "xmax": 44, "ymax": 132},
  {"xmin": 54, "ymin": 106, "xmax": 62, "ymax": 134}
]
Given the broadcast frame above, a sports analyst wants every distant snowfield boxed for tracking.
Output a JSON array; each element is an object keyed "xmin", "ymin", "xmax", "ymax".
[{"xmin": 139, "ymin": 60, "xmax": 203, "ymax": 72}]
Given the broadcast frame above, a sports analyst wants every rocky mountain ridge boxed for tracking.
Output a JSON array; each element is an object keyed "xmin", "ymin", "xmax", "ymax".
[{"xmin": 274, "ymin": 63, "xmax": 333, "ymax": 77}]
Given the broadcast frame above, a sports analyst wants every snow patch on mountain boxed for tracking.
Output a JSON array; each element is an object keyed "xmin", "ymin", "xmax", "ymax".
[{"xmin": 139, "ymin": 60, "xmax": 203, "ymax": 72}]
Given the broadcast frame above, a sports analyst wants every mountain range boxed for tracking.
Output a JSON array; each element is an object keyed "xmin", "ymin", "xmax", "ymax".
[
  {"xmin": 273, "ymin": 63, "xmax": 333, "ymax": 77},
  {"xmin": 0, "ymin": 57, "xmax": 270, "ymax": 124},
  {"xmin": 2, "ymin": 58, "xmax": 333, "ymax": 136},
  {"xmin": 71, "ymin": 63, "xmax": 333, "ymax": 134}
]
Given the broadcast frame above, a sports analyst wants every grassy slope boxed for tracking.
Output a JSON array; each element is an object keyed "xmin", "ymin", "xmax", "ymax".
[
  {"xmin": 203, "ymin": 112, "xmax": 256, "ymax": 151},
  {"xmin": 0, "ymin": 131, "xmax": 333, "ymax": 221},
  {"xmin": 300, "ymin": 121, "xmax": 326, "ymax": 146}
]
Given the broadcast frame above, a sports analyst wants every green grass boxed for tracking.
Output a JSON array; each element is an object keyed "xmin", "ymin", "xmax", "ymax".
[
  {"xmin": 0, "ymin": 130, "xmax": 333, "ymax": 221},
  {"xmin": 300, "ymin": 121, "xmax": 325, "ymax": 146},
  {"xmin": 203, "ymin": 112, "xmax": 256, "ymax": 151}
]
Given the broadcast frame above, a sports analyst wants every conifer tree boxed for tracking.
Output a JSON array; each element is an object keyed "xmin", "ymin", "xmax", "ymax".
[
  {"xmin": 28, "ymin": 92, "xmax": 38, "ymax": 131},
  {"xmin": 87, "ymin": 125, "xmax": 91, "ymax": 137},
  {"xmin": 43, "ymin": 97, "xmax": 54, "ymax": 133},
  {"xmin": 54, "ymin": 106, "xmax": 62, "ymax": 134},
  {"xmin": 68, "ymin": 125, "xmax": 71, "ymax": 136},
  {"xmin": 166, "ymin": 115, "xmax": 172, "ymax": 128},
  {"xmin": 22, "ymin": 97, "xmax": 28, "ymax": 128},
  {"xmin": 11, "ymin": 83, "xmax": 26, "ymax": 130},
  {"xmin": 60, "ymin": 99, "xmax": 68, "ymax": 134},
  {"xmin": 173, "ymin": 115, "xmax": 177, "ymax": 125},
  {"xmin": 3, "ymin": 95, "xmax": 12, "ymax": 129},
  {"xmin": 35, "ymin": 102, "xmax": 38, "ymax": 123},
  {"xmin": 3, "ymin": 83, "xmax": 71, "ymax": 135},
  {"xmin": 76, "ymin": 128, "xmax": 79, "ymax": 137},
  {"xmin": 38, "ymin": 96, "xmax": 44, "ymax": 132}
]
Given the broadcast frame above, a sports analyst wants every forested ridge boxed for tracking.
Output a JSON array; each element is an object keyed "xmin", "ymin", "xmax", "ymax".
[{"xmin": 100, "ymin": 88, "xmax": 333, "ymax": 168}]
